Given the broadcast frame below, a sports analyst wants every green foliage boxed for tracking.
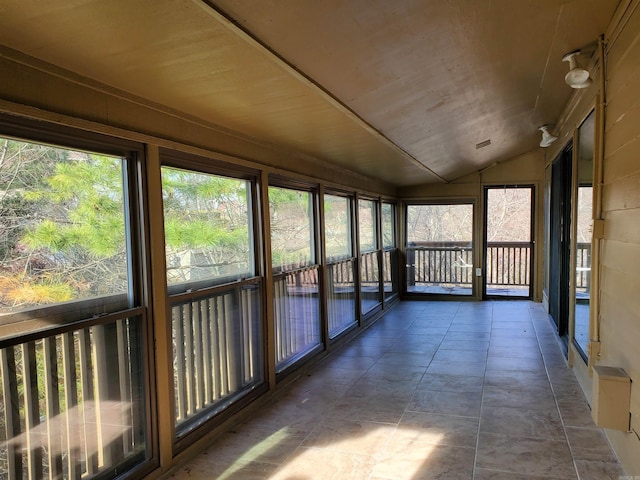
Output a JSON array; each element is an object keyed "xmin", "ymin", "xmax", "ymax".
[
  {"xmin": 22, "ymin": 155, "xmax": 125, "ymax": 258},
  {"xmin": 1, "ymin": 139, "xmax": 127, "ymax": 311}
]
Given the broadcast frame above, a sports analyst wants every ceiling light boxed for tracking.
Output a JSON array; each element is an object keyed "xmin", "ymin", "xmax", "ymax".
[
  {"xmin": 562, "ymin": 50, "xmax": 592, "ymax": 89},
  {"xmin": 539, "ymin": 125, "xmax": 557, "ymax": 147}
]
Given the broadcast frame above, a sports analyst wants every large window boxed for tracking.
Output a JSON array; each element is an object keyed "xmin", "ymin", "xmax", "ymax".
[
  {"xmin": 325, "ymin": 193, "xmax": 356, "ymax": 338},
  {"xmin": 269, "ymin": 185, "xmax": 320, "ymax": 372},
  {"xmin": 0, "ymin": 134, "xmax": 148, "ymax": 478},
  {"xmin": 406, "ymin": 203, "xmax": 474, "ymax": 295},
  {"xmin": 359, "ymin": 199, "xmax": 382, "ymax": 315},
  {"xmin": 161, "ymin": 164, "xmax": 263, "ymax": 440},
  {"xmin": 162, "ymin": 167, "xmax": 254, "ymax": 286},
  {"xmin": 0, "ymin": 140, "xmax": 132, "ymax": 313}
]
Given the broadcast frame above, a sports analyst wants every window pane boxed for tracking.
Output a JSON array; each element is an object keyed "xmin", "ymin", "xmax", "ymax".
[
  {"xmin": 327, "ymin": 259, "xmax": 356, "ymax": 338},
  {"xmin": 407, "ymin": 204, "xmax": 472, "ymax": 244},
  {"xmin": 269, "ymin": 187, "xmax": 315, "ymax": 272},
  {"xmin": 358, "ymin": 199, "xmax": 377, "ymax": 252},
  {"xmin": 0, "ymin": 315, "xmax": 147, "ymax": 479},
  {"xmin": 162, "ymin": 167, "xmax": 254, "ymax": 285},
  {"xmin": 274, "ymin": 267, "xmax": 321, "ymax": 371},
  {"xmin": 381, "ymin": 202, "xmax": 395, "ymax": 248},
  {"xmin": 324, "ymin": 194, "xmax": 352, "ymax": 261},
  {"xmin": 0, "ymin": 137, "xmax": 130, "ymax": 314},
  {"xmin": 361, "ymin": 250, "xmax": 381, "ymax": 314},
  {"xmin": 172, "ymin": 282, "xmax": 263, "ymax": 435},
  {"xmin": 406, "ymin": 204, "xmax": 473, "ymax": 295}
]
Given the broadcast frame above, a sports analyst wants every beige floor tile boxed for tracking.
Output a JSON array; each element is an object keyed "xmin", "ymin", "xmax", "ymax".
[
  {"xmin": 302, "ymin": 417, "xmax": 395, "ymax": 455},
  {"xmin": 416, "ymin": 373, "xmax": 484, "ymax": 393},
  {"xmin": 271, "ymin": 447, "xmax": 376, "ymax": 480},
  {"xmin": 426, "ymin": 360, "xmax": 486, "ymax": 377},
  {"xmin": 408, "ymin": 389, "xmax": 482, "ymax": 417},
  {"xmin": 482, "ymin": 385, "xmax": 557, "ymax": 410},
  {"xmin": 374, "ymin": 442, "xmax": 475, "ymax": 480},
  {"xmin": 565, "ymin": 426, "xmax": 619, "ymax": 462},
  {"xmin": 329, "ymin": 394, "xmax": 407, "ymax": 424},
  {"xmin": 396, "ymin": 411, "xmax": 479, "ymax": 448},
  {"xmin": 556, "ymin": 397, "xmax": 597, "ymax": 428},
  {"xmin": 480, "ymin": 405, "xmax": 565, "ymax": 440},
  {"xmin": 474, "ymin": 468, "xmax": 566, "ymax": 480},
  {"xmin": 476, "ymin": 432, "xmax": 577, "ymax": 479},
  {"xmin": 202, "ymin": 424, "xmax": 306, "ymax": 466},
  {"xmin": 168, "ymin": 458, "xmax": 278, "ymax": 480},
  {"xmin": 574, "ymin": 459, "xmax": 627, "ymax": 480}
]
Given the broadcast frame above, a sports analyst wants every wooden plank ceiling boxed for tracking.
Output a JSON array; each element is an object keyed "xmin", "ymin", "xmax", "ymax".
[{"xmin": 0, "ymin": 0, "xmax": 619, "ymax": 186}]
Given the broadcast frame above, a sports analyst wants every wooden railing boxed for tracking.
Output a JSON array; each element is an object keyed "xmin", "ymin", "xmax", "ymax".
[
  {"xmin": 171, "ymin": 280, "xmax": 262, "ymax": 434},
  {"xmin": 360, "ymin": 250, "xmax": 381, "ymax": 314},
  {"xmin": 326, "ymin": 258, "xmax": 356, "ymax": 338},
  {"xmin": 576, "ymin": 242, "xmax": 591, "ymax": 292},
  {"xmin": 0, "ymin": 311, "xmax": 146, "ymax": 479},
  {"xmin": 383, "ymin": 248, "xmax": 399, "ymax": 299},
  {"xmin": 486, "ymin": 241, "xmax": 531, "ymax": 287},
  {"xmin": 407, "ymin": 241, "xmax": 538, "ymax": 290},
  {"xmin": 406, "ymin": 242, "xmax": 473, "ymax": 287}
]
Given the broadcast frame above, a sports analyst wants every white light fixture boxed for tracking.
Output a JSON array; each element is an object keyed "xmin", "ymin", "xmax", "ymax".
[
  {"xmin": 539, "ymin": 125, "xmax": 558, "ymax": 147},
  {"xmin": 562, "ymin": 50, "xmax": 592, "ymax": 89}
]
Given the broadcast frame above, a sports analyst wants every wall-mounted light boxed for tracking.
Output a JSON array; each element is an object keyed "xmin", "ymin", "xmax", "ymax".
[
  {"xmin": 562, "ymin": 50, "xmax": 592, "ymax": 89},
  {"xmin": 539, "ymin": 125, "xmax": 558, "ymax": 147}
]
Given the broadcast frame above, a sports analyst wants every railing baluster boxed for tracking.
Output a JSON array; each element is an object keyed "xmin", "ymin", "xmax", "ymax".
[
  {"xmin": 61, "ymin": 332, "xmax": 82, "ymax": 479},
  {"xmin": 184, "ymin": 303, "xmax": 195, "ymax": 416},
  {"xmin": 116, "ymin": 319, "xmax": 133, "ymax": 454},
  {"xmin": 202, "ymin": 299, "xmax": 213, "ymax": 405},
  {"xmin": 193, "ymin": 302, "xmax": 204, "ymax": 411},
  {"xmin": 174, "ymin": 305, "xmax": 186, "ymax": 421},
  {"xmin": 1, "ymin": 346, "xmax": 21, "ymax": 479},
  {"xmin": 225, "ymin": 292, "xmax": 240, "ymax": 393},
  {"xmin": 22, "ymin": 341, "xmax": 43, "ymax": 479},
  {"xmin": 217, "ymin": 295, "xmax": 229, "ymax": 396},
  {"xmin": 43, "ymin": 336, "xmax": 63, "ymax": 478},
  {"xmin": 209, "ymin": 297, "xmax": 221, "ymax": 401},
  {"xmin": 77, "ymin": 329, "xmax": 97, "ymax": 476}
]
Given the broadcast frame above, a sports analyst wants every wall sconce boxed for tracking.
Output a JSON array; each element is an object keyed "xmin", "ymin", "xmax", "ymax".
[
  {"xmin": 562, "ymin": 50, "xmax": 592, "ymax": 89},
  {"xmin": 539, "ymin": 125, "xmax": 558, "ymax": 147}
]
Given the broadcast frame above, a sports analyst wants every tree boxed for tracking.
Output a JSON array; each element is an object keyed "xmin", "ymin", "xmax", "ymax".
[{"xmin": 0, "ymin": 137, "xmax": 129, "ymax": 311}]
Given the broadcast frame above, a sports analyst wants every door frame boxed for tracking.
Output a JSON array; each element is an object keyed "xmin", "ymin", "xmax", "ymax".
[{"xmin": 482, "ymin": 185, "xmax": 535, "ymax": 300}]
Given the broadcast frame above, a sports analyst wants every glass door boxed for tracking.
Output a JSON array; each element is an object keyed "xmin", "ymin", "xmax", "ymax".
[
  {"xmin": 483, "ymin": 186, "xmax": 534, "ymax": 299},
  {"xmin": 549, "ymin": 144, "xmax": 573, "ymax": 347},
  {"xmin": 573, "ymin": 111, "xmax": 595, "ymax": 360}
]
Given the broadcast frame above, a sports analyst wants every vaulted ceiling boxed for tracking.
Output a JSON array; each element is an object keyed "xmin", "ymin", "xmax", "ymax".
[{"xmin": 0, "ymin": 0, "xmax": 620, "ymax": 186}]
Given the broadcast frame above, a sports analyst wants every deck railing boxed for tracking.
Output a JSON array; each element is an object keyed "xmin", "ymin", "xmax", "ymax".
[
  {"xmin": 406, "ymin": 241, "xmax": 537, "ymax": 290},
  {"xmin": 326, "ymin": 258, "xmax": 356, "ymax": 338},
  {"xmin": 273, "ymin": 266, "xmax": 321, "ymax": 371},
  {"xmin": 0, "ymin": 311, "xmax": 146, "ymax": 479},
  {"xmin": 576, "ymin": 242, "xmax": 591, "ymax": 292},
  {"xmin": 170, "ymin": 280, "xmax": 263, "ymax": 435},
  {"xmin": 406, "ymin": 242, "xmax": 474, "ymax": 287},
  {"xmin": 485, "ymin": 241, "xmax": 531, "ymax": 287}
]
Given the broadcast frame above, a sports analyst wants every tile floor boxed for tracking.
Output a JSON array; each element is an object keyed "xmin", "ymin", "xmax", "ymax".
[{"xmin": 168, "ymin": 301, "xmax": 626, "ymax": 480}]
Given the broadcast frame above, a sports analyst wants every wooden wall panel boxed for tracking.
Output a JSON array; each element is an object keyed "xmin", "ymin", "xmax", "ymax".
[
  {"xmin": 599, "ymin": 1, "xmax": 640, "ymax": 472},
  {"xmin": 604, "ymin": 140, "xmax": 640, "ymax": 183},
  {"xmin": 602, "ymin": 173, "xmax": 640, "ymax": 211}
]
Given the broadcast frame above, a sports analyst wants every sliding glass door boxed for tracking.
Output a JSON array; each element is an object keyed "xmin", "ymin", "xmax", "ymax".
[{"xmin": 484, "ymin": 186, "xmax": 534, "ymax": 299}]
